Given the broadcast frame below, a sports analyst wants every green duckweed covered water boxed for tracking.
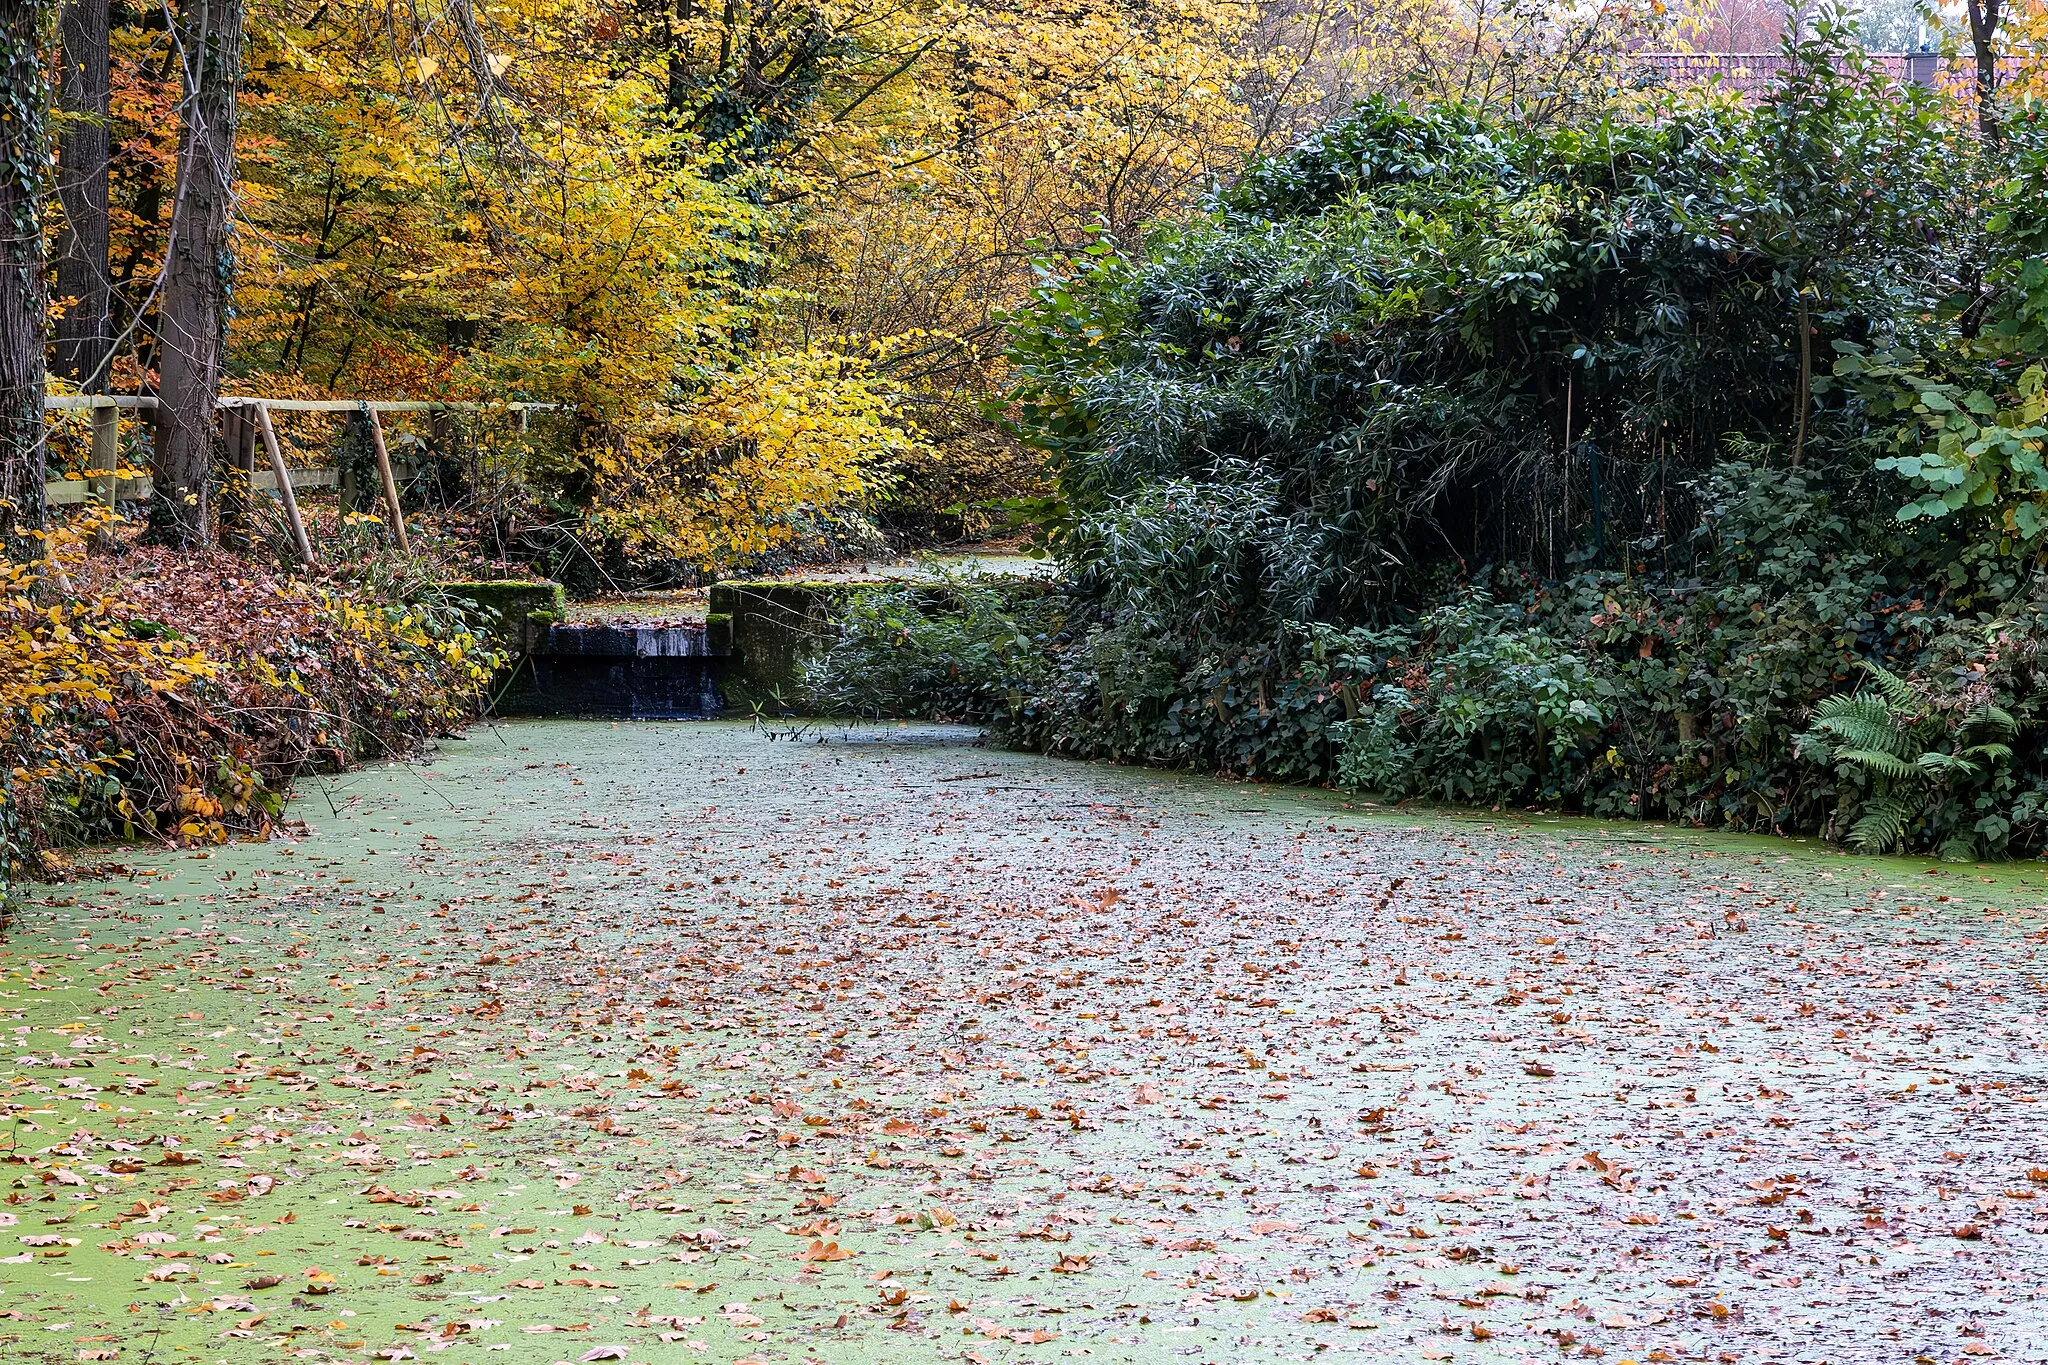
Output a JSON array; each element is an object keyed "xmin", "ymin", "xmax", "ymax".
[{"xmin": 4, "ymin": 720, "xmax": 2048, "ymax": 1364}]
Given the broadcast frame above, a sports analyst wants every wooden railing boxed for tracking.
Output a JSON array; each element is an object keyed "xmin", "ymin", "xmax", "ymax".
[{"xmin": 42, "ymin": 395, "xmax": 556, "ymax": 566}]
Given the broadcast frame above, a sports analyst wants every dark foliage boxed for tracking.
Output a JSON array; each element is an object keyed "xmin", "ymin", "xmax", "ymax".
[{"xmin": 805, "ymin": 19, "xmax": 2048, "ymax": 859}]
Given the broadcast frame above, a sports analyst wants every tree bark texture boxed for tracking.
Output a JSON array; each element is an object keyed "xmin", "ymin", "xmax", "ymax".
[
  {"xmin": 0, "ymin": 0, "xmax": 49, "ymax": 564},
  {"xmin": 150, "ymin": 0, "xmax": 242, "ymax": 547},
  {"xmin": 1967, "ymin": 0, "xmax": 2003, "ymax": 142},
  {"xmin": 55, "ymin": 0, "xmax": 112, "ymax": 389}
]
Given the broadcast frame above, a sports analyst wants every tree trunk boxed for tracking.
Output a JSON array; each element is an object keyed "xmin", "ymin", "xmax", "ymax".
[
  {"xmin": 149, "ymin": 0, "xmax": 242, "ymax": 548},
  {"xmin": 0, "ymin": 0, "xmax": 50, "ymax": 565},
  {"xmin": 1793, "ymin": 293, "xmax": 1810, "ymax": 468},
  {"xmin": 1966, "ymin": 0, "xmax": 2003, "ymax": 141},
  {"xmin": 55, "ymin": 0, "xmax": 111, "ymax": 389}
]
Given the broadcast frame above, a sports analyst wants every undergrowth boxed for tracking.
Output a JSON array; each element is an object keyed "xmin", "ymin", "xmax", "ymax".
[{"xmin": 1, "ymin": 523, "xmax": 501, "ymax": 904}]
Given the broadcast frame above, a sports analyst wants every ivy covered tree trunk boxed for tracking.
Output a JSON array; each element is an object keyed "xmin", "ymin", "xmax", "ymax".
[
  {"xmin": 150, "ymin": 0, "xmax": 242, "ymax": 547},
  {"xmin": 0, "ymin": 0, "xmax": 49, "ymax": 565},
  {"xmin": 55, "ymin": 0, "xmax": 112, "ymax": 389}
]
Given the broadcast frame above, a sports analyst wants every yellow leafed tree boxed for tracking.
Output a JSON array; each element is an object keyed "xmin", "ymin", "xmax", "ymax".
[{"xmin": 229, "ymin": 0, "xmax": 922, "ymax": 571}]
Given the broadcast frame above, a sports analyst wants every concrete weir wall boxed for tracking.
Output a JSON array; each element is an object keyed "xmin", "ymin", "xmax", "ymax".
[
  {"xmin": 524, "ymin": 622, "xmax": 724, "ymax": 719},
  {"xmin": 444, "ymin": 580, "xmax": 724, "ymax": 720},
  {"xmin": 706, "ymin": 580, "xmax": 872, "ymax": 707},
  {"xmin": 449, "ymin": 578, "xmax": 855, "ymax": 719}
]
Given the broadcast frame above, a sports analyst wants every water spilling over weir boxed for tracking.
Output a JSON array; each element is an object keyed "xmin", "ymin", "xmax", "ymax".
[{"xmin": 512, "ymin": 621, "xmax": 724, "ymax": 718}]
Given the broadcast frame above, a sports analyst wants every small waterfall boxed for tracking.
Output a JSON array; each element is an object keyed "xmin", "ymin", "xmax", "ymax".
[
  {"xmin": 544, "ymin": 624, "xmax": 715, "ymax": 659},
  {"xmin": 516, "ymin": 622, "xmax": 724, "ymax": 719}
]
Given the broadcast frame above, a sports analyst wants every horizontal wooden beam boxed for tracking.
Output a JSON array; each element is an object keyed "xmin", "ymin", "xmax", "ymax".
[
  {"xmin": 42, "ymin": 395, "xmax": 557, "ymax": 413},
  {"xmin": 253, "ymin": 468, "xmax": 340, "ymax": 491},
  {"xmin": 48, "ymin": 476, "xmax": 152, "ymax": 505},
  {"xmin": 215, "ymin": 398, "xmax": 558, "ymax": 413},
  {"xmin": 44, "ymin": 395, "xmax": 156, "ymax": 410},
  {"xmin": 46, "ymin": 465, "xmax": 390, "ymax": 504}
]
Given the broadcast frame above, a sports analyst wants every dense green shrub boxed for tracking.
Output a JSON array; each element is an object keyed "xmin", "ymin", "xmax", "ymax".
[
  {"xmin": 805, "ymin": 20, "xmax": 2048, "ymax": 860},
  {"xmin": 1006, "ymin": 25, "xmax": 1980, "ymax": 609},
  {"xmin": 797, "ymin": 576, "xmax": 1062, "ymax": 723}
]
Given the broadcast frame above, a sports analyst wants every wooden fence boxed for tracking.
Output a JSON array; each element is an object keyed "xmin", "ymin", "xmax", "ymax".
[{"xmin": 43, "ymin": 395, "xmax": 556, "ymax": 566}]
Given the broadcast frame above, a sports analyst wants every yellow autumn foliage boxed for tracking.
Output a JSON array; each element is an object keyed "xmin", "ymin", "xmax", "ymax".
[
  {"xmin": 588, "ymin": 349, "xmax": 919, "ymax": 566},
  {"xmin": 152, "ymin": 0, "xmax": 1668, "ymax": 568}
]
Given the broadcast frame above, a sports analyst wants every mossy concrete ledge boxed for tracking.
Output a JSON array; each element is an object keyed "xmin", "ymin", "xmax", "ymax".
[
  {"xmin": 707, "ymin": 580, "xmax": 872, "ymax": 704},
  {"xmin": 441, "ymin": 580, "xmax": 567, "ymax": 655}
]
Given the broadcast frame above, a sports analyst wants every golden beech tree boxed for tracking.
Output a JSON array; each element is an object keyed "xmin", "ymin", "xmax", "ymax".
[
  {"xmin": 588, "ymin": 348, "xmax": 920, "ymax": 566},
  {"xmin": 218, "ymin": 0, "xmax": 914, "ymax": 567},
  {"xmin": 734, "ymin": 0, "xmax": 1658, "ymax": 520}
]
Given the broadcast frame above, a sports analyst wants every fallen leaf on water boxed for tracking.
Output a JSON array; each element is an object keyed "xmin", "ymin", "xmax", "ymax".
[{"xmin": 797, "ymin": 1239, "xmax": 851, "ymax": 1262}]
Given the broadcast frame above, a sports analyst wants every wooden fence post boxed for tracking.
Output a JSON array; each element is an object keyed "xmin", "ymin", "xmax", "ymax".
[
  {"xmin": 88, "ymin": 400, "xmax": 117, "ymax": 508},
  {"xmin": 218, "ymin": 404, "xmax": 246, "ymax": 548},
  {"xmin": 363, "ymin": 404, "xmax": 411, "ymax": 554},
  {"xmin": 253, "ymin": 401, "xmax": 315, "ymax": 568}
]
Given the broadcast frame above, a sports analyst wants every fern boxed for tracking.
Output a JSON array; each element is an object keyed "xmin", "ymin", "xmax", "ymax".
[
  {"xmin": 1971, "ymin": 705, "xmax": 2019, "ymax": 735},
  {"xmin": 1914, "ymin": 751, "xmax": 1982, "ymax": 779},
  {"xmin": 1840, "ymin": 747, "xmax": 1917, "ymax": 779},
  {"xmin": 1802, "ymin": 660, "xmax": 2019, "ymax": 860},
  {"xmin": 1812, "ymin": 693, "xmax": 1905, "ymax": 756},
  {"xmin": 1847, "ymin": 795, "xmax": 1911, "ymax": 853},
  {"xmin": 1857, "ymin": 660, "xmax": 1918, "ymax": 713}
]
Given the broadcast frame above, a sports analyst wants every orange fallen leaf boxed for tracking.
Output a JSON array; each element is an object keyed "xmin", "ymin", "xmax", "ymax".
[{"xmin": 797, "ymin": 1239, "xmax": 852, "ymax": 1262}]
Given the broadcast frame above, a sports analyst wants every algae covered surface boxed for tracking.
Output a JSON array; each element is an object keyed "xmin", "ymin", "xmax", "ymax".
[{"xmin": 4, "ymin": 719, "xmax": 2048, "ymax": 1365}]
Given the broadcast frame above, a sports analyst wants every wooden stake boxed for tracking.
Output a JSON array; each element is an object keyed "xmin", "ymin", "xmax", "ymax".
[
  {"xmin": 363, "ymin": 404, "xmax": 410, "ymax": 554},
  {"xmin": 254, "ymin": 402, "xmax": 315, "ymax": 568},
  {"xmin": 89, "ymin": 401, "xmax": 118, "ymax": 508}
]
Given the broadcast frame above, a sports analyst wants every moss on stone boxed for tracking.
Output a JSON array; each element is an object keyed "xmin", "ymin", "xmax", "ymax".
[{"xmin": 441, "ymin": 580, "xmax": 566, "ymax": 653}]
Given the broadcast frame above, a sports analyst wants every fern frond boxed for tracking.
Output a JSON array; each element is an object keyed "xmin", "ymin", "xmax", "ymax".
[
  {"xmin": 1967, "ymin": 705, "xmax": 2018, "ymax": 737},
  {"xmin": 1813, "ymin": 695, "xmax": 1903, "ymax": 754},
  {"xmin": 1956, "ymin": 742, "xmax": 2013, "ymax": 765},
  {"xmin": 1916, "ymin": 751, "xmax": 1981, "ymax": 778},
  {"xmin": 1838, "ymin": 747, "xmax": 1918, "ymax": 780},
  {"xmin": 1856, "ymin": 659, "xmax": 1918, "ymax": 713},
  {"xmin": 1938, "ymin": 835, "xmax": 1980, "ymax": 863},
  {"xmin": 1847, "ymin": 796, "xmax": 1912, "ymax": 853}
]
